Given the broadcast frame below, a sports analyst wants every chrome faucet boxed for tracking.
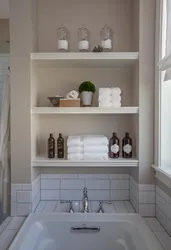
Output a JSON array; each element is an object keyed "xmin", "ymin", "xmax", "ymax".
[{"xmin": 82, "ymin": 187, "xmax": 89, "ymax": 213}]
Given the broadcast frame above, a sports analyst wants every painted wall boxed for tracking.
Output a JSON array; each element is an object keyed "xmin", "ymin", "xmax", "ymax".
[{"xmin": 0, "ymin": 19, "xmax": 9, "ymax": 53}]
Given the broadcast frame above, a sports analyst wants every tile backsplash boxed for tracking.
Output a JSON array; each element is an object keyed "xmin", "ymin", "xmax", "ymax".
[{"xmin": 40, "ymin": 174, "xmax": 130, "ymax": 201}]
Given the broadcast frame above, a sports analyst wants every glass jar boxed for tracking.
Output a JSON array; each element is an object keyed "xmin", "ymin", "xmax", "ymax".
[
  {"xmin": 100, "ymin": 25, "xmax": 113, "ymax": 52},
  {"xmin": 78, "ymin": 25, "xmax": 90, "ymax": 52},
  {"xmin": 57, "ymin": 25, "xmax": 69, "ymax": 52}
]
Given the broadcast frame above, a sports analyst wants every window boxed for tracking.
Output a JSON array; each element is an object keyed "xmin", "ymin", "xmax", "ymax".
[{"xmin": 156, "ymin": 0, "xmax": 171, "ymax": 175}]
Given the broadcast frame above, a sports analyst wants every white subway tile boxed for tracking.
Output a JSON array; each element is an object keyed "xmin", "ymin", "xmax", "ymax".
[
  {"xmin": 61, "ymin": 190, "xmax": 82, "ymax": 200},
  {"xmin": 62, "ymin": 174, "xmax": 78, "ymax": 179},
  {"xmin": 0, "ymin": 229, "xmax": 17, "ymax": 250},
  {"xmin": 17, "ymin": 191, "xmax": 32, "ymax": 203},
  {"xmin": 156, "ymin": 186, "xmax": 171, "ymax": 206},
  {"xmin": 35, "ymin": 201, "xmax": 46, "ymax": 212},
  {"xmin": 139, "ymin": 184, "xmax": 155, "ymax": 191},
  {"xmin": 41, "ymin": 190, "xmax": 60, "ymax": 200},
  {"xmin": 22, "ymin": 184, "xmax": 32, "ymax": 191},
  {"xmin": 165, "ymin": 217, "xmax": 171, "ymax": 236},
  {"xmin": 11, "ymin": 185, "xmax": 22, "ymax": 203},
  {"xmin": 156, "ymin": 193, "xmax": 166, "ymax": 213},
  {"xmin": 94, "ymin": 174, "xmax": 109, "ymax": 179},
  {"xmin": 79, "ymin": 174, "xmax": 94, "ymax": 179},
  {"xmin": 41, "ymin": 174, "xmax": 62, "ymax": 179},
  {"xmin": 55, "ymin": 202, "xmax": 68, "ymax": 213},
  {"xmin": 6, "ymin": 217, "xmax": 25, "ymax": 230},
  {"xmin": 154, "ymin": 231, "xmax": 171, "ymax": 250},
  {"xmin": 156, "ymin": 206, "xmax": 167, "ymax": 229},
  {"xmin": 86, "ymin": 180, "xmax": 109, "ymax": 190},
  {"xmin": 0, "ymin": 217, "xmax": 12, "ymax": 234},
  {"xmin": 111, "ymin": 190, "xmax": 129, "ymax": 200},
  {"xmin": 113, "ymin": 201, "xmax": 128, "ymax": 213},
  {"xmin": 103, "ymin": 203, "xmax": 116, "ymax": 213},
  {"xmin": 130, "ymin": 194, "xmax": 139, "ymax": 213},
  {"xmin": 61, "ymin": 179, "xmax": 85, "ymax": 190},
  {"xmin": 32, "ymin": 192, "xmax": 40, "ymax": 212},
  {"xmin": 165, "ymin": 202, "xmax": 171, "ymax": 221},
  {"xmin": 11, "ymin": 203, "xmax": 32, "ymax": 216},
  {"xmin": 41, "ymin": 179, "xmax": 60, "ymax": 190},
  {"xmin": 145, "ymin": 218, "xmax": 165, "ymax": 232},
  {"xmin": 139, "ymin": 191, "xmax": 155, "ymax": 204},
  {"xmin": 139, "ymin": 204, "xmax": 155, "ymax": 217},
  {"xmin": 43, "ymin": 201, "xmax": 58, "ymax": 212},
  {"xmin": 130, "ymin": 182, "xmax": 139, "ymax": 201},
  {"xmin": 109, "ymin": 174, "xmax": 129, "ymax": 180},
  {"xmin": 88, "ymin": 190, "xmax": 110, "ymax": 201},
  {"xmin": 111, "ymin": 180, "xmax": 129, "ymax": 190},
  {"xmin": 124, "ymin": 201, "xmax": 135, "ymax": 213}
]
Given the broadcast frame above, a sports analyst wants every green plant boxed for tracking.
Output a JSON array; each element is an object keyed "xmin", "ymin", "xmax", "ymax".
[
  {"xmin": 79, "ymin": 81, "xmax": 96, "ymax": 93},
  {"xmin": 92, "ymin": 45, "xmax": 103, "ymax": 52}
]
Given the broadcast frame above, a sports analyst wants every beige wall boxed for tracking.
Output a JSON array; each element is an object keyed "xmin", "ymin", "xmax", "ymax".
[{"xmin": 0, "ymin": 19, "xmax": 10, "ymax": 53}]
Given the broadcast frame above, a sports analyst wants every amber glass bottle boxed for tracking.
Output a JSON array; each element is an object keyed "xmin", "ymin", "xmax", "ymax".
[
  {"xmin": 109, "ymin": 133, "xmax": 120, "ymax": 158},
  {"xmin": 48, "ymin": 133, "xmax": 55, "ymax": 158},
  {"xmin": 122, "ymin": 133, "xmax": 132, "ymax": 158},
  {"xmin": 57, "ymin": 133, "xmax": 64, "ymax": 158}
]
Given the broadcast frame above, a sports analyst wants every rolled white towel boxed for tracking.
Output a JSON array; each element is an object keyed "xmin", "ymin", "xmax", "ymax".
[
  {"xmin": 99, "ymin": 88, "xmax": 112, "ymax": 96},
  {"xmin": 66, "ymin": 90, "xmax": 79, "ymax": 99},
  {"xmin": 83, "ymin": 135, "xmax": 109, "ymax": 146},
  {"xmin": 67, "ymin": 136, "xmax": 83, "ymax": 147},
  {"xmin": 111, "ymin": 87, "xmax": 122, "ymax": 95},
  {"xmin": 112, "ymin": 101, "xmax": 121, "ymax": 107},
  {"xmin": 84, "ymin": 145, "xmax": 108, "ymax": 153},
  {"xmin": 67, "ymin": 146, "xmax": 84, "ymax": 154},
  {"xmin": 99, "ymin": 102, "xmax": 113, "ymax": 107},
  {"xmin": 68, "ymin": 153, "xmax": 84, "ymax": 160},
  {"xmin": 111, "ymin": 95, "xmax": 121, "ymax": 102},
  {"xmin": 84, "ymin": 153, "xmax": 108, "ymax": 160}
]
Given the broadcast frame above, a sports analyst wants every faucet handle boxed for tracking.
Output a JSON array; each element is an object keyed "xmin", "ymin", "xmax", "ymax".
[
  {"xmin": 97, "ymin": 201, "xmax": 104, "ymax": 213},
  {"xmin": 60, "ymin": 200, "xmax": 74, "ymax": 213}
]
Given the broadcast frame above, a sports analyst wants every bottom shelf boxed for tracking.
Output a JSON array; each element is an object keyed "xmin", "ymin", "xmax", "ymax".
[{"xmin": 32, "ymin": 156, "xmax": 139, "ymax": 167}]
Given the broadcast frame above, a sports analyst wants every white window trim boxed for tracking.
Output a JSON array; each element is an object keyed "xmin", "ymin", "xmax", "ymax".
[{"xmin": 152, "ymin": 0, "xmax": 171, "ymax": 187}]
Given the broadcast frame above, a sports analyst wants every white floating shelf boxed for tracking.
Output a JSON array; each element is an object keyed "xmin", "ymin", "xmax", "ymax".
[
  {"xmin": 31, "ymin": 107, "xmax": 139, "ymax": 115},
  {"xmin": 32, "ymin": 156, "xmax": 139, "ymax": 168},
  {"xmin": 31, "ymin": 52, "xmax": 139, "ymax": 68}
]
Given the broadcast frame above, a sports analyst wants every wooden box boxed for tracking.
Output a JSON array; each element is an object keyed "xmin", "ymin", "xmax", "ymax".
[{"xmin": 59, "ymin": 98, "xmax": 81, "ymax": 107}]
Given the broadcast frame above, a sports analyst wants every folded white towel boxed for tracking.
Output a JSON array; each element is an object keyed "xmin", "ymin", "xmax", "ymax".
[
  {"xmin": 67, "ymin": 136, "xmax": 83, "ymax": 147},
  {"xmin": 84, "ymin": 145, "xmax": 108, "ymax": 153},
  {"xmin": 111, "ymin": 87, "xmax": 122, "ymax": 95},
  {"xmin": 99, "ymin": 88, "xmax": 112, "ymax": 96},
  {"xmin": 67, "ymin": 146, "xmax": 84, "ymax": 154},
  {"xmin": 68, "ymin": 153, "xmax": 84, "ymax": 160},
  {"xmin": 83, "ymin": 135, "xmax": 109, "ymax": 146},
  {"xmin": 84, "ymin": 153, "xmax": 108, "ymax": 160},
  {"xmin": 99, "ymin": 102, "xmax": 113, "ymax": 107},
  {"xmin": 98, "ymin": 95, "xmax": 112, "ymax": 102}
]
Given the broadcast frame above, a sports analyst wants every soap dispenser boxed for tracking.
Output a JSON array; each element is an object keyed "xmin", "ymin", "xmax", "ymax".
[
  {"xmin": 122, "ymin": 133, "xmax": 132, "ymax": 158},
  {"xmin": 109, "ymin": 133, "xmax": 120, "ymax": 158}
]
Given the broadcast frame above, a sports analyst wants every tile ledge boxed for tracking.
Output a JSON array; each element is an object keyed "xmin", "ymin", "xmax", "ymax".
[{"xmin": 152, "ymin": 165, "xmax": 171, "ymax": 188}]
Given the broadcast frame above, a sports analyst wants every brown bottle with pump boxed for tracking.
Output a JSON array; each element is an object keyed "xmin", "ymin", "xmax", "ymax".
[
  {"xmin": 109, "ymin": 133, "xmax": 120, "ymax": 158},
  {"xmin": 57, "ymin": 133, "xmax": 64, "ymax": 158},
  {"xmin": 48, "ymin": 133, "xmax": 55, "ymax": 158},
  {"xmin": 122, "ymin": 132, "xmax": 132, "ymax": 158}
]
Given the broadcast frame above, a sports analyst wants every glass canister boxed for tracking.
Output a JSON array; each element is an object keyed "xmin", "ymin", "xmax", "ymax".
[
  {"xmin": 78, "ymin": 25, "xmax": 90, "ymax": 52},
  {"xmin": 100, "ymin": 25, "xmax": 113, "ymax": 52},
  {"xmin": 57, "ymin": 25, "xmax": 69, "ymax": 52}
]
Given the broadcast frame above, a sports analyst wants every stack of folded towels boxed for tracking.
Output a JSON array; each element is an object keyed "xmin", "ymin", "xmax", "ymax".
[
  {"xmin": 98, "ymin": 87, "xmax": 122, "ymax": 107},
  {"xmin": 67, "ymin": 135, "xmax": 109, "ymax": 160}
]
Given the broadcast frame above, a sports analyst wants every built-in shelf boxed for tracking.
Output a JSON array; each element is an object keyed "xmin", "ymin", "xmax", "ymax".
[
  {"xmin": 32, "ymin": 156, "xmax": 139, "ymax": 167},
  {"xmin": 31, "ymin": 107, "xmax": 139, "ymax": 115},
  {"xmin": 31, "ymin": 52, "xmax": 139, "ymax": 68}
]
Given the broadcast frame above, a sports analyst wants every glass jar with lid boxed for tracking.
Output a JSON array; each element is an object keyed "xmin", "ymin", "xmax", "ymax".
[
  {"xmin": 57, "ymin": 25, "xmax": 69, "ymax": 52},
  {"xmin": 78, "ymin": 25, "xmax": 90, "ymax": 52},
  {"xmin": 100, "ymin": 25, "xmax": 113, "ymax": 52}
]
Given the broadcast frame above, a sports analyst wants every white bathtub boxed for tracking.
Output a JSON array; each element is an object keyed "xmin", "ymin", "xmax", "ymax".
[{"xmin": 9, "ymin": 213, "xmax": 162, "ymax": 250}]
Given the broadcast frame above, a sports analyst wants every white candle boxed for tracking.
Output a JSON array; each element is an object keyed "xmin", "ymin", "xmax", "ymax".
[
  {"xmin": 58, "ymin": 40, "xmax": 68, "ymax": 51},
  {"xmin": 101, "ymin": 38, "xmax": 112, "ymax": 50},
  {"xmin": 78, "ymin": 40, "xmax": 89, "ymax": 51}
]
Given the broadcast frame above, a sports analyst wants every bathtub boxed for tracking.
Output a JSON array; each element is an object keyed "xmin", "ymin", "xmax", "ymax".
[{"xmin": 9, "ymin": 213, "xmax": 162, "ymax": 250}]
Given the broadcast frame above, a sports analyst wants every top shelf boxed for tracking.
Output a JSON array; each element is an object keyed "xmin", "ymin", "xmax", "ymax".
[{"xmin": 31, "ymin": 52, "xmax": 139, "ymax": 68}]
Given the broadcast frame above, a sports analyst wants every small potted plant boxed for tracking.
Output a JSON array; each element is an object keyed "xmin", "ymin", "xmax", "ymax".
[{"xmin": 79, "ymin": 81, "xmax": 96, "ymax": 107}]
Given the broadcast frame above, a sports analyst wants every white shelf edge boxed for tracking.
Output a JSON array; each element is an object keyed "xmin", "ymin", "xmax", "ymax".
[
  {"xmin": 31, "ymin": 52, "xmax": 139, "ymax": 61},
  {"xmin": 31, "ymin": 107, "xmax": 139, "ymax": 115},
  {"xmin": 32, "ymin": 157, "xmax": 139, "ymax": 168}
]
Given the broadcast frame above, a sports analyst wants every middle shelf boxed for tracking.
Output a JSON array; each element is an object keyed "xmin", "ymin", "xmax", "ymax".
[
  {"xmin": 31, "ymin": 107, "xmax": 139, "ymax": 115},
  {"xmin": 32, "ymin": 156, "xmax": 139, "ymax": 167}
]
